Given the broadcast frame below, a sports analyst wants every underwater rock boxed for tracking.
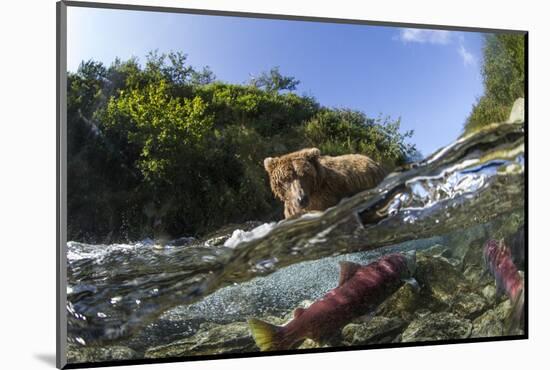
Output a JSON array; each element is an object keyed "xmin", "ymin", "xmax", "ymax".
[
  {"xmin": 492, "ymin": 213, "xmax": 524, "ymax": 240},
  {"xmin": 401, "ymin": 312, "xmax": 472, "ymax": 342},
  {"xmin": 419, "ymin": 244, "xmax": 462, "ymax": 267},
  {"xmin": 451, "ymin": 291, "xmax": 489, "ymax": 319},
  {"xmin": 144, "ymin": 302, "xmax": 324, "ymax": 357},
  {"xmin": 297, "ymin": 339, "xmax": 327, "ymax": 349},
  {"xmin": 416, "ymin": 254, "xmax": 490, "ymax": 319},
  {"xmin": 471, "ymin": 298, "xmax": 524, "ymax": 337},
  {"xmin": 144, "ymin": 322, "xmax": 256, "ymax": 358},
  {"xmin": 471, "ymin": 309, "xmax": 505, "ymax": 338},
  {"xmin": 481, "ymin": 284, "xmax": 498, "ymax": 303},
  {"xmin": 492, "ymin": 300, "xmax": 524, "ymax": 335},
  {"xmin": 463, "ymin": 265, "xmax": 492, "ymax": 286},
  {"xmin": 418, "ymin": 245, "xmax": 461, "ymax": 268},
  {"xmin": 342, "ymin": 316, "xmax": 407, "ymax": 345},
  {"xmin": 442, "ymin": 224, "xmax": 489, "ymax": 267},
  {"xmin": 418, "ymin": 244, "xmax": 449, "ymax": 258},
  {"xmin": 376, "ymin": 283, "xmax": 420, "ymax": 322},
  {"xmin": 413, "ymin": 308, "xmax": 432, "ymax": 318},
  {"xmin": 415, "ymin": 255, "xmax": 472, "ymax": 309},
  {"xmin": 493, "ymin": 299, "xmax": 514, "ymax": 320},
  {"xmin": 120, "ymin": 316, "xmax": 205, "ymax": 353},
  {"xmin": 461, "ymin": 238, "xmax": 486, "ymax": 270},
  {"xmin": 66, "ymin": 344, "xmax": 138, "ymax": 363}
]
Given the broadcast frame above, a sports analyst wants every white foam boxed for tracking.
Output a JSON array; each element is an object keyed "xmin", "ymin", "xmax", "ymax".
[
  {"xmin": 66, "ymin": 238, "xmax": 155, "ymax": 262},
  {"xmin": 223, "ymin": 222, "xmax": 276, "ymax": 249}
]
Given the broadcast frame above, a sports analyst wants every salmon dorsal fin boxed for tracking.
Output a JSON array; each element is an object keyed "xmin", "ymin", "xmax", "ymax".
[
  {"xmin": 338, "ymin": 261, "xmax": 362, "ymax": 286},
  {"xmin": 293, "ymin": 308, "xmax": 305, "ymax": 318}
]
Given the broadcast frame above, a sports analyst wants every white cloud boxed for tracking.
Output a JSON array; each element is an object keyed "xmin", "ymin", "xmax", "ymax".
[
  {"xmin": 397, "ymin": 29, "xmax": 476, "ymax": 67},
  {"xmin": 457, "ymin": 43, "xmax": 475, "ymax": 66},
  {"xmin": 398, "ymin": 29, "xmax": 452, "ymax": 45}
]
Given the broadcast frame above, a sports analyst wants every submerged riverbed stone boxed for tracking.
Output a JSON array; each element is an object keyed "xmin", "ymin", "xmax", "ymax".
[
  {"xmin": 376, "ymin": 283, "xmax": 420, "ymax": 321},
  {"xmin": 471, "ymin": 298, "xmax": 524, "ymax": 338},
  {"xmin": 462, "ymin": 239, "xmax": 485, "ymax": 270},
  {"xmin": 463, "ymin": 265, "xmax": 494, "ymax": 287},
  {"xmin": 66, "ymin": 344, "xmax": 138, "ymax": 363},
  {"xmin": 471, "ymin": 309, "xmax": 505, "ymax": 338},
  {"xmin": 415, "ymin": 255, "xmax": 471, "ymax": 308},
  {"xmin": 298, "ymin": 339, "xmax": 327, "ymax": 349},
  {"xmin": 401, "ymin": 312, "xmax": 472, "ymax": 342},
  {"xmin": 482, "ymin": 284, "xmax": 498, "ymax": 302},
  {"xmin": 342, "ymin": 316, "xmax": 407, "ymax": 345},
  {"xmin": 418, "ymin": 244, "xmax": 449, "ymax": 258},
  {"xmin": 442, "ymin": 224, "xmax": 489, "ymax": 267},
  {"xmin": 493, "ymin": 299, "xmax": 513, "ymax": 319},
  {"xmin": 144, "ymin": 322, "xmax": 256, "ymax": 358},
  {"xmin": 451, "ymin": 291, "xmax": 488, "ymax": 319}
]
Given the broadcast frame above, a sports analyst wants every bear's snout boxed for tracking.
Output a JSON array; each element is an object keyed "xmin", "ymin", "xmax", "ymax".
[
  {"xmin": 289, "ymin": 180, "xmax": 309, "ymax": 209},
  {"xmin": 297, "ymin": 194, "xmax": 309, "ymax": 207}
]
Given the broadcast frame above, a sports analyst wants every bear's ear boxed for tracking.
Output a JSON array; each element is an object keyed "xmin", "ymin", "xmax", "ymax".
[
  {"xmin": 264, "ymin": 157, "xmax": 276, "ymax": 172},
  {"xmin": 304, "ymin": 148, "xmax": 321, "ymax": 161}
]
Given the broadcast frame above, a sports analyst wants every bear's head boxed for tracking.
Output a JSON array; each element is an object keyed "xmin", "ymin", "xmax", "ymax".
[{"xmin": 264, "ymin": 148, "xmax": 323, "ymax": 217}]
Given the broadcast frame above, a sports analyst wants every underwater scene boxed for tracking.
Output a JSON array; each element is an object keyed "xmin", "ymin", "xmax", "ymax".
[{"xmin": 63, "ymin": 6, "xmax": 526, "ymax": 366}]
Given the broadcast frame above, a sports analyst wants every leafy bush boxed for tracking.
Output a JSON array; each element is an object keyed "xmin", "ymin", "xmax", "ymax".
[
  {"xmin": 464, "ymin": 34, "xmax": 525, "ymax": 132},
  {"xmin": 304, "ymin": 109, "xmax": 415, "ymax": 167}
]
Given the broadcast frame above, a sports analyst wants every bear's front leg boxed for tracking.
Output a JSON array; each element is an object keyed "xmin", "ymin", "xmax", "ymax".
[
  {"xmin": 285, "ymin": 202, "xmax": 314, "ymax": 220},
  {"xmin": 284, "ymin": 202, "xmax": 294, "ymax": 219},
  {"xmin": 284, "ymin": 202, "xmax": 304, "ymax": 219}
]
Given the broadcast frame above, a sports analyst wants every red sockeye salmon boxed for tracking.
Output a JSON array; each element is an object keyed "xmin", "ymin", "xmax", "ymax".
[
  {"xmin": 483, "ymin": 239, "xmax": 524, "ymax": 331},
  {"xmin": 248, "ymin": 251, "xmax": 417, "ymax": 351}
]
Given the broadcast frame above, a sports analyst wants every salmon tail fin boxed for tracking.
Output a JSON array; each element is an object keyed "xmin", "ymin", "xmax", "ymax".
[
  {"xmin": 248, "ymin": 318, "xmax": 286, "ymax": 351},
  {"xmin": 504, "ymin": 289, "xmax": 525, "ymax": 335}
]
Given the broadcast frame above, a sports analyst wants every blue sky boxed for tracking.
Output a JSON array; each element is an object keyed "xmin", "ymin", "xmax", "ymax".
[{"xmin": 67, "ymin": 6, "xmax": 488, "ymax": 156}]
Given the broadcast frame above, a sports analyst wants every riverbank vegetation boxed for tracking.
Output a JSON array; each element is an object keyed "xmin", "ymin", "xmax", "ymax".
[{"xmin": 464, "ymin": 34, "xmax": 525, "ymax": 132}]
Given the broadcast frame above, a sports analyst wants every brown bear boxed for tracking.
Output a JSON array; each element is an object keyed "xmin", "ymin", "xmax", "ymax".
[{"xmin": 264, "ymin": 148, "xmax": 386, "ymax": 219}]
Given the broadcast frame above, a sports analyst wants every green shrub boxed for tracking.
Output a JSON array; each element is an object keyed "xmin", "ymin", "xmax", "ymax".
[
  {"xmin": 304, "ymin": 109, "xmax": 416, "ymax": 167},
  {"xmin": 464, "ymin": 34, "xmax": 525, "ymax": 132}
]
